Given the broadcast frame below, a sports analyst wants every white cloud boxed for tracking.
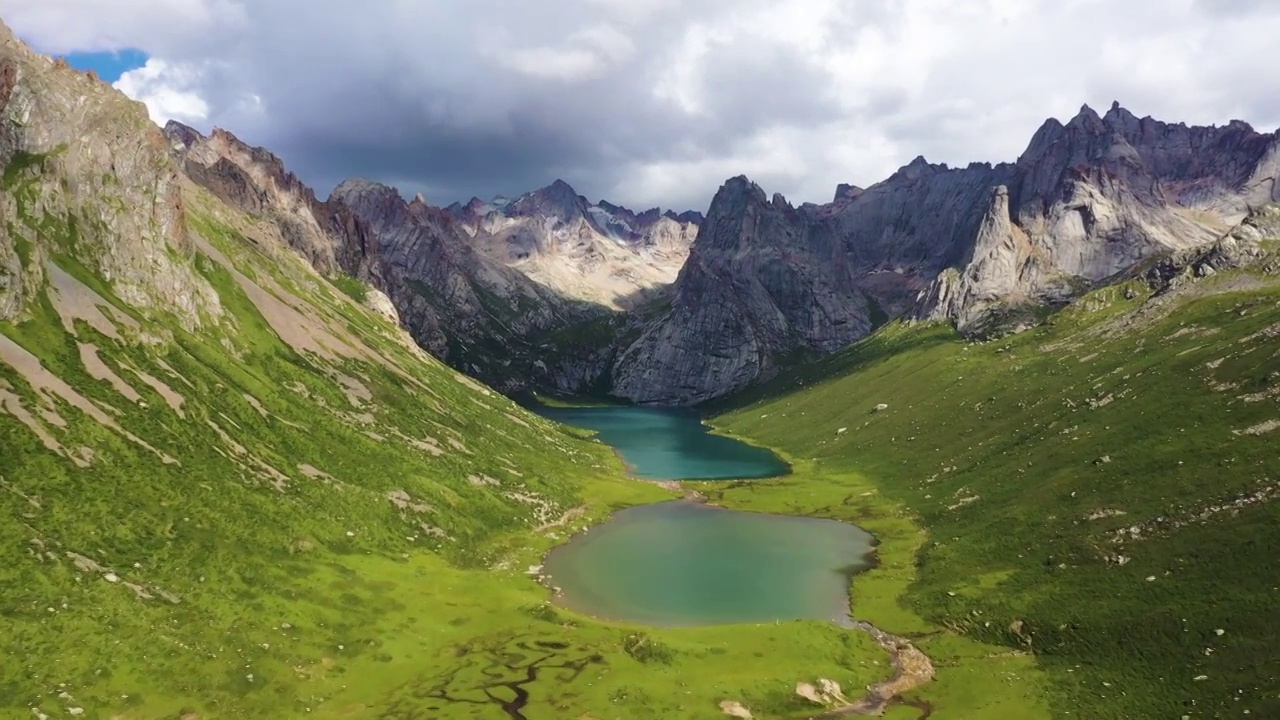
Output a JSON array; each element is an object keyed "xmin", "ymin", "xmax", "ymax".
[
  {"xmin": 113, "ymin": 59, "xmax": 209, "ymax": 125},
  {"xmin": 6, "ymin": 0, "xmax": 1280, "ymax": 211}
]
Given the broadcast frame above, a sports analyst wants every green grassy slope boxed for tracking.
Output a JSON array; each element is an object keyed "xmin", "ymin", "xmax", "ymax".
[
  {"xmin": 1, "ymin": 153, "xmax": 903, "ymax": 718},
  {"xmin": 712, "ymin": 264, "xmax": 1280, "ymax": 717}
]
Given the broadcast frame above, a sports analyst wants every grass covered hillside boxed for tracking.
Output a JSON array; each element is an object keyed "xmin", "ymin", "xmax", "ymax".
[
  {"xmin": 0, "ymin": 30, "xmax": 912, "ymax": 720},
  {"xmin": 712, "ymin": 219, "xmax": 1280, "ymax": 718}
]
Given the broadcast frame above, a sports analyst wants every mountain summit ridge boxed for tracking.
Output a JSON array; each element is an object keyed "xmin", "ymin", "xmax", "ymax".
[{"xmin": 596, "ymin": 101, "xmax": 1280, "ymax": 403}]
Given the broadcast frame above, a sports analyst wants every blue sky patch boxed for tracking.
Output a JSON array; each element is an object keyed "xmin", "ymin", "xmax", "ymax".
[{"xmin": 61, "ymin": 49, "xmax": 150, "ymax": 83}]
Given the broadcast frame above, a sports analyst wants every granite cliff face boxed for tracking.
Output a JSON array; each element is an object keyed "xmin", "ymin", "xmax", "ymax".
[
  {"xmin": 600, "ymin": 103, "xmax": 1280, "ymax": 404},
  {"xmin": 447, "ymin": 181, "xmax": 699, "ymax": 309},
  {"xmin": 45, "ymin": 27, "xmax": 1277, "ymax": 409},
  {"xmin": 918, "ymin": 102, "xmax": 1279, "ymax": 328}
]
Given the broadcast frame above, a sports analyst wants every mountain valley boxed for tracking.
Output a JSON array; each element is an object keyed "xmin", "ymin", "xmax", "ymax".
[{"xmin": 3, "ymin": 14, "xmax": 1280, "ymax": 720}]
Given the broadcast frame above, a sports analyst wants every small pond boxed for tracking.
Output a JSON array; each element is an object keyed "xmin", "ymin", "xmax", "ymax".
[{"xmin": 541, "ymin": 501, "xmax": 876, "ymax": 626}]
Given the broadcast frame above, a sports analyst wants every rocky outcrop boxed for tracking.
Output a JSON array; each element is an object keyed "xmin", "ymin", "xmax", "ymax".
[
  {"xmin": 0, "ymin": 19, "xmax": 220, "ymax": 329},
  {"xmin": 609, "ymin": 177, "xmax": 873, "ymax": 404},
  {"xmin": 1145, "ymin": 206, "xmax": 1280, "ymax": 294},
  {"xmin": 910, "ymin": 103, "xmax": 1277, "ymax": 333},
  {"xmin": 601, "ymin": 104, "xmax": 1280, "ymax": 403},
  {"xmin": 161, "ymin": 120, "xmax": 606, "ymax": 392},
  {"xmin": 164, "ymin": 121, "xmax": 382, "ymax": 283},
  {"xmin": 448, "ymin": 180, "xmax": 699, "ymax": 310},
  {"xmin": 330, "ymin": 179, "xmax": 595, "ymax": 390}
]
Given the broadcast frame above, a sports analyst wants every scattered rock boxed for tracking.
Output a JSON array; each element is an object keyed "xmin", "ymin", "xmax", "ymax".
[
  {"xmin": 796, "ymin": 682, "xmax": 825, "ymax": 706},
  {"xmin": 873, "ymin": 404, "xmax": 889, "ymax": 413},
  {"xmin": 1235, "ymin": 419, "xmax": 1280, "ymax": 437},
  {"xmin": 718, "ymin": 700, "xmax": 752, "ymax": 719}
]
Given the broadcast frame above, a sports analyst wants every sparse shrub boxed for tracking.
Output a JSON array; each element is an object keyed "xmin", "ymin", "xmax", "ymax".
[{"xmin": 622, "ymin": 632, "xmax": 674, "ymax": 664}]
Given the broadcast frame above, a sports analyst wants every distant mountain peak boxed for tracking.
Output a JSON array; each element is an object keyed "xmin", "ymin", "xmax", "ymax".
[
  {"xmin": 834, "ymin": 183, "xmax": 864, "ymax": 202},
  {"xmin": 163, "ymin": 119, "xmax": 204, "ymax": 149},
  {"xmin": 890, "ymin": 155, "xmax": 945, "ymax": 182},
  {"xmin": 1068, "ymin": 103, "xmax": 1105, "ymax": 130},
  {"xmin": 508, "ymin": 179, "xmax": 590, "ymax": 223}
]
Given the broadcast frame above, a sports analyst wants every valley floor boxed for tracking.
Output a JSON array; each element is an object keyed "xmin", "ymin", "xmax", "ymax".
[{"xmin": 5, "ymin": 162, "xmax": 1279, "ymax": 719}]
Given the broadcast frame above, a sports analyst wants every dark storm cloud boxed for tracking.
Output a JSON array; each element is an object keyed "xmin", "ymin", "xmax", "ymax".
[{"xmin": 4, "ymin": 0, "xmax": 1280, "ymax": 211}]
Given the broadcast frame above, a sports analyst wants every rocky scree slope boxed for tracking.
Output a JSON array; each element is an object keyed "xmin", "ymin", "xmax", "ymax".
[
  {"xmin": 1, "ymin": 21, "xmax": 630, "ymax": 716},
  {"xmin": 448, "ymin": 180, "xmax": 700, "ymax": 310},
  {"xmin": 599, "ymin": 102, "xmax": 1280, "ymax": 404}
]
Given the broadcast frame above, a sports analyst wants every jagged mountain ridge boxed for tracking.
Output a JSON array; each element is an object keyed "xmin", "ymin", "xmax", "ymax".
[
  {"xmin": 599, "ymin": 102, "xmax": 1280, "ymax": 404},
  {"xmin": 447, "ymin": 179, "xmax": 701, "ymax": 310},
  {"xmin": 89, "ymin": 75, "xmax": 1280, "ymax": 406},
  {"xmin": 164, "ymin": 121, "xmax": 608, "ymax": 392}
]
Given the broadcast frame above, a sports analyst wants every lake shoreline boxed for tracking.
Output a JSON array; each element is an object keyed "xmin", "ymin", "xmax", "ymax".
[{"xmin": 530, "ymin": 403, "xmax": 938, "ymax": 717}]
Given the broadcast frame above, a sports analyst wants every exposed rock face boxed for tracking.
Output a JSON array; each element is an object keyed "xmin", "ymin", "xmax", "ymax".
[
  {"xmin": 331, "ymin": 179, "xmax": 593, "ymax": 390},
  {"xmin": 915, "ymin": 102, "xmax": 1277, "ymax": 329},
  {"xmin": 1145, "ymin": 205, "xmax": 1280, "ymax": 294},
  {"xmin": 164, "ymin": 121, "xmax": 382, "ymax": 283},
  {"xmin": 611, "ymin": 177, "xmax": 872, "ymax": 404},
  {"xmin": 447, "ymin": 180, "xmax": 699, "ymax": 309},
  {"xmin": 160, "ymin": 121, "xmax": 602, "ymax": 393},
  {"xmin": 0, "ymin": 21, "xmax": 220, "ymax": 329},
  {"xmin": 601, "ymin": 104, "xmax": 1280, "ymax": 403}
]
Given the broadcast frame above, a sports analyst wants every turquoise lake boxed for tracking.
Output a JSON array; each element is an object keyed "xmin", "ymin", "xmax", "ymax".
[
  {"xmin": 533, "ymin": 406, "xmax": 790, "ymax": 480},
  {"xmin": 541, "ymin": 501, "xmax": 876, "ymax": 626},
  {"xmin": 536, "ymin": 406, "xmax": 876, "ymax": 626}
]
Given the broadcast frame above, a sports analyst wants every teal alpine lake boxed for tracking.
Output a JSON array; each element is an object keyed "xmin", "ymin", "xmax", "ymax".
[
  {"xmin": 533, "ymin": 406, "xmax": 790, "ymax": 480},
  {"xmin": 541, "ymin": 501, "xmax": 877, "ymax": 626}
]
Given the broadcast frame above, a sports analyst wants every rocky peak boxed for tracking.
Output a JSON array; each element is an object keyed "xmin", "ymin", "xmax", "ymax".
[
  {"xmin": 1017, "ymin": 101, "xmax": 1280, "ymax": 209},
  {"xmin": 507, "ymin": 178, "xmax": 591, "ymax": 225},
  {"xmin": 664, "ymin": 209, "xmax": 706, "ymax": 225},
  {"xmin": 834, "ymin": 183, "xmax": 864, "ymax": 202},
  {"xmin": 1102, "ymin": 100, "xmax": 1138, "ymax": 126},
  {"xmin": 163, "ymin": 119, "xmax": 203, "ymax": 150},
  {"xmin": 330, "ymin": 179, "xmax": 411, "ymax": 229},
  {"xmin": 1068, "ymin": 102, "xmax": 1106, "ymax": 131},
  {"xmin": 1, "ymin": 17, "xmax": 219, "ymax": 327},
  {"xmin": 635, "ymin": 207, "xmax": 662, "ymax": 225},
  {"xmin": 889, "ymin": 155, "xmax": 946, "ymax": 183}
]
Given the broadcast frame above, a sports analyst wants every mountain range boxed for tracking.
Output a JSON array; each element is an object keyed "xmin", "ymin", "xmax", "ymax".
[
  {"xmin": 5, "ymin": 16, "xmax": 1280, "ymax": 720},
  {"xmin": 156, "ymin": 97, "xmax": 1280, "ymax": 406},
  {"xmin": 605, "ymin": 103, "xmax": 1280, "ymax": 402}
]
